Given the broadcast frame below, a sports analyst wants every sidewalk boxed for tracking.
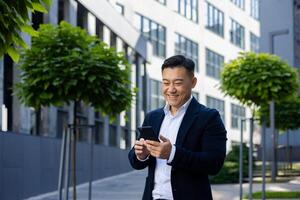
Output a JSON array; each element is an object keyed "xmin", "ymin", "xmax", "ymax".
[{"xmin": 27, "ymin": 170, "xmax": 300, "ymax": 200}]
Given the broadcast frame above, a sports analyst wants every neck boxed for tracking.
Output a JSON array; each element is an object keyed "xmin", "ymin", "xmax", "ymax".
[
  {"xmin": 170, "ymin": 106, "xmax": 178, "ymax": 115},
  {"xmin": 169, "ymin": 95, "xmax": 192, "ymax": 115}
]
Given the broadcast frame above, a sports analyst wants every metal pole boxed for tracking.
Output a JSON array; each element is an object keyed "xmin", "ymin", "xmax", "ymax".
[
  {"xmin": 88, "ymin": 127, "xmax": 94, "ymax": 200},
  {"xmin": 249, "ymin": 118, "xmax": 254, "ymax": 200},
  {"xmin": 269, "ymin": 29, "xmax": 289, "ymax": 182},
  {"xmin": 63, "ymin": 127, "xmax": 71, "ymax": 200},
  {"xmin": 287, "ymin": 130, "xmax": 291, "ymax": 170},
  {"xmin": 58, "ymin": 126, "xmax": 67, "ymax": 200},
  {"xmin": 270, "ymin": 101, "xmax": 276, "ymax": 182},
  {"xmin": 239, "ymin": 119, "xmax": 244, "ymax": 200},
  {"xmin": 262, "ymin": 118, "xmax": 266, "ymax": 200},
  {"xmin": 285, "ymin": 130, "xmax": 289, "ymax": 173}
]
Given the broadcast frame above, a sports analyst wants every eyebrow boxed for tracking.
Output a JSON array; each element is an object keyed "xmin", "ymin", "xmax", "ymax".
[{"xmin": 163, "ymin": 78, "xmax": 184, "ymax": 82}]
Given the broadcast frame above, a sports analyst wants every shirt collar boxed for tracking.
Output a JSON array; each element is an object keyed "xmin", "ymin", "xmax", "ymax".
[{"xmin": 163, "ymin": 95, "xmax": 193, "ymax": 115}]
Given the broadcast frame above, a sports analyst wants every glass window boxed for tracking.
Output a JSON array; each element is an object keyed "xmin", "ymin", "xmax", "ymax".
[
  {"xmin": 77, "ymin": 3, "xmax": 88, "ymax": 30},
  {"xmin": 136, "ymin": 14, "xmax": 166, "ymax": 57},
  {"xmin": 32, "ymin": 11, "xmax": 43, "ymax": 30},
  {"xmin": 95, "ymin": 112, "xmax": 104, "ymax": 145},
  {"xmin": 230, "ymin": 19, "xmax": 245, "ymax": 49},
  {"xmin": 231, "ymin": 103, "xmax": 246, "ymax": 130},
  {"xmin": 155, "ymin": 0, "xmax": 166, "ymax": 5},
  {"xmin": 250, "ymin": 32, "xmax": 260, "ymax": 53},
  {"xmin": 3, "ymin": 55, "xmax": 13, "ymax": 131},
  {"xmin": 96, "ymin": 19, "xmax": 104, "ymax": 41},
  {"xmin": 76, "ymin": 102, "xmax": 88, "ymax": 142},
  {"xmin": 57, "ymin": 108, "xmax": 68, "ymax": 138},
  {"xmin": 175, "ymin": 33, "xmax": 199, "ymax": 72},
  {"xmin": 231, "ymin": 0, "xmax": 245, "ymax": 10},
  {"xmin": 110, "ymin": 32, "xmax": 117, "ymax": 48},
  {"xmin": 109, "ymin": 123, "xmax": 117, "ymax": 146},
  {"xmin": 206, "ymin": 48, "xmax": 224, "ymax": 79},
  {"xmin": 192, "ymin": 91, "xmax": 199, "ymax": 101},
  {"xmin": 206, "ymin": 2, "xmax": 224, "ymax": 37},
  {"xmin": 251, "ymin": 0, "xmax": 259, "ymax": 20},
  {"xmin": 150, "ymin": 79, "xmax": 165, "ymax": 110},
  {"xmin": 115, "ymin": 3, "xmax": 125, "ymax": 15},
  {"xmin": 206, "ymin": 96, "xmax": 225, "ymax": 123},
  {"xmin": 177, "ymin": 0, "xmax": 198, "ymax": 22},
  {"xmin": 58, "ymin": 0, "xmax": 65, "ymax": 23}
]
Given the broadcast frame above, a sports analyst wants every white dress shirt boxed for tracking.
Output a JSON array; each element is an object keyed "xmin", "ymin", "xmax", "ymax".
[{"xmin": 152, "ymin": 96, "xmax": 193, "ymax": 200}]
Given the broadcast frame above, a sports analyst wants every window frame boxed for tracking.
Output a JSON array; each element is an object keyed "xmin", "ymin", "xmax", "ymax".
[
  {"xmin": 205, "ymin": 48, "xmax": 224, "ymax": 80},
  {"xmin": 175, "ymin": 33, "xmax": 199, "ymax": 72},
  {"xmin": 206, "ymin": 2, "xmax": 224, "ymax": 37}
]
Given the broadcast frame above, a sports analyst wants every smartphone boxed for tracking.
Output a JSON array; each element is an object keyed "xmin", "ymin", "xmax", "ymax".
[{"xmin": 137, "ymin": 126, "xmax": 160, "ymax": 142}]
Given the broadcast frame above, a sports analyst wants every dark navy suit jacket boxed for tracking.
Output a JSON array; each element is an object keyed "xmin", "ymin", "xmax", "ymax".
[{"xmin": 128, "ymin": 97, "xmax": 227, "ymax": 200}]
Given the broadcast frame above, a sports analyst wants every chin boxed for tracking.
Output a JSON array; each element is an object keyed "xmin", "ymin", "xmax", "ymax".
[{"xmin": 168, "ymin": 101, "xmax": 179, "ymax": 107}]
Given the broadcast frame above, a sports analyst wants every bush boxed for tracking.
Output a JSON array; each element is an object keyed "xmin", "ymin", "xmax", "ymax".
[{"xmin": 210, "ymin": 143, "xmax": 253, "ymax": 184}]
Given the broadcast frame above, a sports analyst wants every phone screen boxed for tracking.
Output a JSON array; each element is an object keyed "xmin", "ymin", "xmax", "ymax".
[{"xmin": 137, "ymin": 126, "xmax": 160, "ymax": 142}]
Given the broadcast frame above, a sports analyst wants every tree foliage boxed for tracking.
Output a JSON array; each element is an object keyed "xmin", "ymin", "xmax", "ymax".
[
  {"xmin": 220, "ymin": 52, "xmax": 299, "ymax": 107},
  {"xmin": 14, "ymin": 21, "xmax": 133, "ymax": 116},
  {"xmin": 258, "ymin": 96, "xmax": 300, "ymax": 130},
  {"xmin": 0, "ymin": 0, "xmax": 51, "ymax": 62}
]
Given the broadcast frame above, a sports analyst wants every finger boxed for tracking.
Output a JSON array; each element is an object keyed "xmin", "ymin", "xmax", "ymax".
[
  {"xmin": 149, "ymin": 151, "xmax": 158, "ymax": 158},
  {"xmin": 159, "ymin": 135, "xmax": 169, "ymax": 142},
  {"xmin": 149, "ymin": 149, "xmax": 160, "ymax": 155},
  {"xmin": 145, "ymin": 140, "xmax": 160, "ymax": 146},
  {"xmin": 134, "ymin": 145, "xmax": 143, "ymax": 150},
  {"xmin": 147, "ymin": 145, "xmax": 160, "ymax": 153},
  {"xmin": 135, "ymin": 150, "xmax": 143, "ymax": 154},
  {"xmin": 136, "ymin": 140, "xmax": 145, "ymax": 146}
]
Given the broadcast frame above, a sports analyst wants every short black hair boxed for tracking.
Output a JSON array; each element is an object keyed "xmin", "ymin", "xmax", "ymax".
[{"xmin": 161, "ymin": 55, "xmax": 195, "ymax": 75}]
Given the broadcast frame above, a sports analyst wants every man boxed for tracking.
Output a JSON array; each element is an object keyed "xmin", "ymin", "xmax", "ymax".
[{"xmin": 128, "ymin": 55, "xmax": 227, "ymax": 200}]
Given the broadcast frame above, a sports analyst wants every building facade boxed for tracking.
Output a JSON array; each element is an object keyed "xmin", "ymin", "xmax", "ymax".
[
  {"xmin": 259, "ymin": 0, "xmax": 300, "ymax": 161},
  {"xmin": 108, "ymin": 0, "xmax": 260, "ymax": 147}
]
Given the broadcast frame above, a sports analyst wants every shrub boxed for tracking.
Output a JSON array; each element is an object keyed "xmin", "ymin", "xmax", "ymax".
[{"xmin": 210, "ymin": 143, "xmax": 253, "ymax": 184}]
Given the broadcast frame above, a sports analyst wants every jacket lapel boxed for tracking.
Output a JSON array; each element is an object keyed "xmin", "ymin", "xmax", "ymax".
[{"xmin": 175, "ymin": 97, "xmax": 199, "ymax": 147}]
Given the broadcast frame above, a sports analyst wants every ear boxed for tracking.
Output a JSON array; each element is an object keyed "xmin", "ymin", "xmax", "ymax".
[{"xmin": 191, "ymin": 77, "xmax": 197, "ymax": 88}]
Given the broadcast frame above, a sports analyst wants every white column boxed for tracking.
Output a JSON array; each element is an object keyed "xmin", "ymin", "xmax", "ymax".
[
  {"xmin": 44, "ymin": 0, "xmax": 58, "ymax": 24},
  {"xmin": 66, "ymin": 0, "xmax": 77, "ymax": 26},
  {"xmin": 103, "ymin": 26, "xmax": 111, "ymax": 45},
  {"xmin": 87, "ymin": 12, "xmax": 96, "ymax": 35}
]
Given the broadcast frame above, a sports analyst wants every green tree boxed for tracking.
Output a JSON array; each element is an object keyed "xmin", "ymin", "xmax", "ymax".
[
  {"xmin": 220, "ymin": 52, "xmax": 298, "ymax": 108},
  {"xmin": 220, "ymin": 52, "xmax": 299, "ymax": 183},
  {"xmin": 14, "ymin": 21, "xmax": 133, "ymax": 199},
  {"xmin": 258, "ymin": 96, "xmax": 300, "ymax": 131},
  {"xmin": 0, "ymin": 0, "xmax": 51, "ymax": 62}
]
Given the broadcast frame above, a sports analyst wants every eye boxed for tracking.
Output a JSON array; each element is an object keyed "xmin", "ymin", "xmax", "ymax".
[
  {"xmin": 163, "ymin": 82, "xmax": 170, "ymax": 86},
  {"xmin": 174, "ymin": 81, "xmax": 183, "ymax": 86}
]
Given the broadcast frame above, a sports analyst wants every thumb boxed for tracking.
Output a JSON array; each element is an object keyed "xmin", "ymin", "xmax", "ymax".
[{"xmin": 159, "ymin": 135, "xmax": 169, "ymax": 142}]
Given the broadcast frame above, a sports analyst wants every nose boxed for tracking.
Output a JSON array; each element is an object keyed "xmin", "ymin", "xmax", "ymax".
[{"xmin": 169, "ymin": 84, "xmax": 176, "ymax": 93}]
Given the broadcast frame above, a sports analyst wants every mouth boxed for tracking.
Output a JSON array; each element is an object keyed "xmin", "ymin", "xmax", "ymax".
[{"xmin": 167, "ymin": 95, "xmax": 179, "ymax": 99}]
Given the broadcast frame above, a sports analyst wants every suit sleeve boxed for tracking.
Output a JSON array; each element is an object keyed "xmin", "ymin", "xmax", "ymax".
[
  {"xmin": 128, "ymin": 113, "xmax": 152, "ymax": 170},
  {"xmin": 169, "ymin": 110, "xmax": 227, "ymax": 175}
]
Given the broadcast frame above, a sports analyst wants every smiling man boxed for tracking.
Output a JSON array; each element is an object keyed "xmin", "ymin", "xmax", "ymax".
[{"xmin": 128, "ymin": 55, "xmax": 227, "ymax": 200}]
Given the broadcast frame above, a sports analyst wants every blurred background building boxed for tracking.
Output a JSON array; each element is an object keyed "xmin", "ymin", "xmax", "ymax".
[
  {"xmin": 259, "ymin": 0, "xmax": 300, "ymax": 162},
  {"xmin": 7, "ymin": 0, "xmax": 300, "ymax": 199}
]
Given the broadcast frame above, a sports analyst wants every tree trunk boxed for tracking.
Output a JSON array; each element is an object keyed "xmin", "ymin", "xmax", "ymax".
[{"xmin": 72, "ymin": 101, "xmax": 78, "ymax": 200}]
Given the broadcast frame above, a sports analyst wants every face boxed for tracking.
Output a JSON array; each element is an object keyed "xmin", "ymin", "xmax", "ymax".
[{"xmin": 162, "ymin": 67, "xmax": 197, "ymax": 110}]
